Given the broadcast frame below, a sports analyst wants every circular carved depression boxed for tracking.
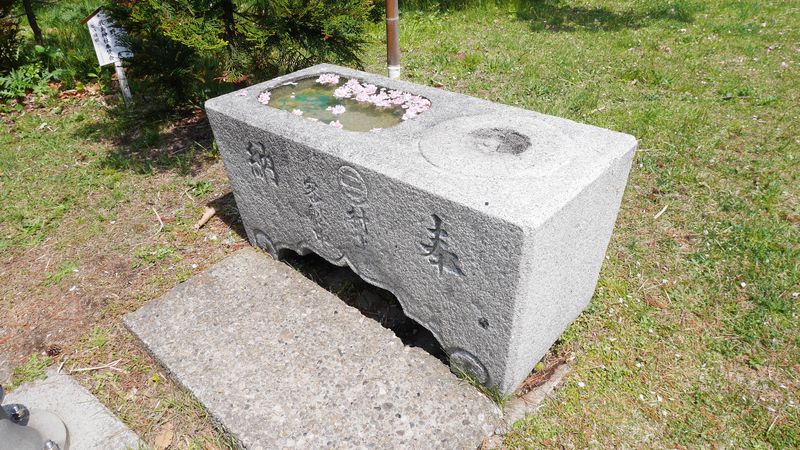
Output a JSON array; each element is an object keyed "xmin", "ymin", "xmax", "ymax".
[
  {"xmin": 418, "ymin": 114, "xmax": 578, "ymax": 179},
  {"xmin": 469, "ymin": 127, "xmax": 531, "ymax": 155},
  {"xmin": 449, "ymin": 348, "xmax": 489, "ymax": 384}
]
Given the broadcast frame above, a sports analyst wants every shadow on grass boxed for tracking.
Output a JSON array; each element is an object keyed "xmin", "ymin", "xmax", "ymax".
[
  {"xmin": 206, "ymin": 192, "xmax": 248, "ymax": 241},
  {"xmin": 74, "ymin": 102, "xmax": 217, "ymax": 177},
  {"xmin": 515, "ymin": 0, "xmax": 703, "ymax": 32}
]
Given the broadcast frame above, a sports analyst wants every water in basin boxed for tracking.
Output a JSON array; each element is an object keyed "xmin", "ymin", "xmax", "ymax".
[{"xmin": 260, "ymin": 75, "xmax": 430, "ymax": 132}]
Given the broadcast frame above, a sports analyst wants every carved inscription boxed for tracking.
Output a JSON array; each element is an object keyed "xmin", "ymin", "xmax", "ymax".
[
  {"xmin": 345, "ymin": 205, "xmax": 369, "ymax": 247},
  {"xmin": 303, "ymin": 177, "xmax": 327, "ymax": 242},
  {"xmin": 420, "ymin": 214, "xmax": 465, "ymax": 277},
  {"xmin": 338, "ymin": 166, "xmax": 367, "ymax": 204},
  {"xmin": 338, "ymin": 166, "xmax": 369, "ymax": 247},
  {"xmin": 247, "ymin": 142, "xmax": 277, "ymax": 186}
]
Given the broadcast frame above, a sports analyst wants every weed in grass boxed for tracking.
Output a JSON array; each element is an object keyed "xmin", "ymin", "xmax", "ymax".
[
  {"xmin": 133, "ymin": 246, "xmax": 176, "ymax": 268},
  {"xmin": 176, "ymin": 267, "xmax": 194, "ymax": 283},
  {"xmin": 455, "ymin": 368, "xmax": 511, "ymax": 407},
  {"xmin": 43, "ymin": 259, "xmax": 79, "ymax": 285},
  {"xmin": 9, "ymin": 354, "xmax": 53, "ymax": 390},
  {"xmin": 87, "ymin": 326, "xmax": 111, "ymax": 350},
  {"xmin": 188, "ymin": 180, "xmax": 214, "ymax": 198}
]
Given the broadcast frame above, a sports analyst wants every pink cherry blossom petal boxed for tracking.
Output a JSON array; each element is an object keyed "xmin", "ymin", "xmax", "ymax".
[
  {"xmin": 315, "ymin": 73, "xmax": 340, "ymax": 85},
  {"xmin": 326, "ymin": 105, "xmax": 346, "ymax": 115}
]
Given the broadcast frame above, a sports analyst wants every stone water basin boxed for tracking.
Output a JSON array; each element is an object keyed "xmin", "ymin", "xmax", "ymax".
[
  {"xmin": 254, "ymin": 74, "xmax": 430, "ymax": 132},
  {"xmin": 207, "ymin": 64, "xmax": 637, "ymax": 394}
]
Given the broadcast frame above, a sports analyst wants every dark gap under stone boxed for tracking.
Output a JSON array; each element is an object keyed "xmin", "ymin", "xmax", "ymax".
[{"xmin": 280, "ymin": 250, "xmax": 448, "ymax": 364}]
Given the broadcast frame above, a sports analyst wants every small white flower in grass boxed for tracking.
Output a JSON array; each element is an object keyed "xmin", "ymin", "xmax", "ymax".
[
  {"xmin": 740, "ymin": 282, "xmax": 747, "ymax": 288},
  {"xmin": 635, "ymin": 362, "xmax": 643, "ymax": 368},
  {"xmin": 577, "ymin": 381, "xmax": 586, "ymax": 388},
  {"xmin": 291, "ymin": 109, "xmax": 303, "ymax": 116},
  {"xmin": 191, "ymin": 264, "xmax": 198, "ymax": 269},
  {"xmin": 792, "ymin": 292, "xmax": 799, "ymax": 298},
  {"xmin": 326, "ymin": 105, "xmax": 346, "ymax": 115},
  {"xmin": 329, "ymin": 120, "xmax": 343, "ymax": 129},
  {"xmin": 235, "ymin": 90, "xmax": 247, "ymax": 97},
  {"xmin": 257, "ymin": 91, "xmax": 271, "ymax": 104},
  {"xmin": 661, "ymin": 410, "xmax": 668, "ymax": 417}
]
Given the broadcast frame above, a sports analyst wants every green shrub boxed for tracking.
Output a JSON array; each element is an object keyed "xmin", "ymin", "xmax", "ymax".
[
  {"xmin": 0, "ymin": 0, "xmax": 20, "ymax": 73},
  {"xmin": 0, "ymin": 62, "xmax": 60, "ymax": 99},
  {"xmin": 27, "ymin": 0, "xmax": 104, "ymax": 86},
  {"xmin": 107, "ymin": 0, "xmax": 374, "ymax": 109}
]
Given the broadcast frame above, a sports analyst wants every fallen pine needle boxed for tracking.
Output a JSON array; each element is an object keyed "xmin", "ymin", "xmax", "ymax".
[
  {"xmin": 152, "ymin": 207, "xmax": 164, "ymax": 234},
  {"xmin": 654, "ymin": 204, "xmax": 669, "ymax": 220},
  {"xmin": 767, "ymin": 411, "xmax": 781, "ymax": 434},
  {"xmin": 195, "ymin": 206, "xmax": 216, "ymax": 229},
  {"xmin": 70, "ymin": 359, "xmax": 124, "ymax": 373},
  {"xmin": 57, "ymin": 356, "xmax": 69, "ymax": 374}
]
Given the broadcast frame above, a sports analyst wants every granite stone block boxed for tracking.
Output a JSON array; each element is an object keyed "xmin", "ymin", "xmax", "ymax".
[
  {"xmin": 124, "ymin": 248, "xmax": 500, "ymax": 449},
  {"xmin": 205, "ymin": 64, "xmax": 637, "ymax": 393}
]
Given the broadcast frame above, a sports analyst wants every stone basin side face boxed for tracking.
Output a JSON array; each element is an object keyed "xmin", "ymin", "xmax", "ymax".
[
  {"xmin": 206, "ymin": 64, "xmax": 637, "ymax": 394},
  {"xmin": 205, "ymin": 114, "xmax": 524, "ymax": 391}
]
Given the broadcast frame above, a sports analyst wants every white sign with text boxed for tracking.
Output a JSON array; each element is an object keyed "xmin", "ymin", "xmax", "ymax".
[{"xmin": 87, "ymin": 11, "xmax": 132, "ymax": 66}]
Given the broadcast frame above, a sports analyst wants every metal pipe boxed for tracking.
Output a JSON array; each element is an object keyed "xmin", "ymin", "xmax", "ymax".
[{"xmin": 386, "ymin": 0, "xmax": 400, "ymax": 79}]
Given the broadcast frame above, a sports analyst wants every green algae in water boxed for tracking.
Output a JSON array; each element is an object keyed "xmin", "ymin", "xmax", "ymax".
[{"xmin": 263, "ymin": 76, "xmax": 428, "ymax": 132}]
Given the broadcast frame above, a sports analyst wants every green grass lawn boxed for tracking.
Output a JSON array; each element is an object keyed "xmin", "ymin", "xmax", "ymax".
[
  {"xmin": 2, "ymin": 0, "xmax": 798, "ymax": 448},
  {"xmin": 359, "ymin": 0, "xmax": 799, "ymax": 447}
]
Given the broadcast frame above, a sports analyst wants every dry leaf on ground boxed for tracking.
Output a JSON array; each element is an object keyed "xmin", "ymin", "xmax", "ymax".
[{"xmin": 154, "ymin": 421, "xmax": 175, "ymax": 450}]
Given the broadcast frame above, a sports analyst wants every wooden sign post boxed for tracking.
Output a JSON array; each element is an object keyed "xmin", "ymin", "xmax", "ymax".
[{"xmin": 82, "ymin": 9, "xmax": 133, "ymax": 104}]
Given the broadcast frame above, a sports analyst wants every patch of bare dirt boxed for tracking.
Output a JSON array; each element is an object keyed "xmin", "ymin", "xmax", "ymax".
[{"xmin": 0, "ymin": 108, "xmax": 248, "ymax": 446}]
